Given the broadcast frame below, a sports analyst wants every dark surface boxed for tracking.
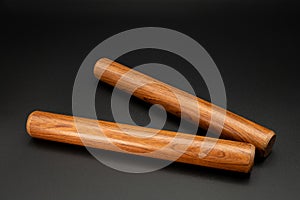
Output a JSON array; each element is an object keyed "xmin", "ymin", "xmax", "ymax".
[{"xmin": 1, "ymin": 0, "xmax": 299, "ymax": 199}]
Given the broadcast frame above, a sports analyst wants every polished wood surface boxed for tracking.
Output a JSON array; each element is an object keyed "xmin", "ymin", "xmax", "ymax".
[
  {"xmin": 26, "ymin": 111, "xmax": 255, "ymax": 173},
  {"xmin": 94, "ymin": 58, "xmax": 276, "ymax": 157}
]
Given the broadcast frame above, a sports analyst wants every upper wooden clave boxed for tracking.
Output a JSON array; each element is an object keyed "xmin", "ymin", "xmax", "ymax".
[
  {"xmin": 27, "ymin": 111, "xmax": 255, "ymax": 173},
  {"xmin": 94, "ymin": 58, "xmax": 276, "ymax": 157}
]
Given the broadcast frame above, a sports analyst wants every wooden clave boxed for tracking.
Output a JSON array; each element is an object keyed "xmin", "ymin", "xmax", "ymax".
[
  {"xmin": 26, "ymin": 111, "xmax": 255, "ymax": 173},
  {"xmin": 94, "ymin": 58, "xmax": 276, "ymax": 157}
]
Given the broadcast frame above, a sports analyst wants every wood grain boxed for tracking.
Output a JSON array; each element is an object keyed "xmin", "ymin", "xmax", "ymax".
[
  {"xmin": 26, "ymin": 111, "xmax": 255, "ymax": 173},
  {"xmin": 94, "ymin": 58, "xmax": 276, "ymax": 157}
]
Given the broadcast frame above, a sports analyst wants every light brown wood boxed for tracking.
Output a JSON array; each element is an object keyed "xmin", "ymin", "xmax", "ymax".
[
  {"xmin": 94, "ymin": 58, "xmax": 276, "ymax": 157},
  {"xmin": 26, "ymin": 111, "xmax": 255, "ymax": 173}
]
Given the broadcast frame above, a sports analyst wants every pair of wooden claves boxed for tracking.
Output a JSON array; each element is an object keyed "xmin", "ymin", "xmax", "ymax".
[{"xmin": 26, "ymin": 58, "xmax": 276, "ymax": 173}]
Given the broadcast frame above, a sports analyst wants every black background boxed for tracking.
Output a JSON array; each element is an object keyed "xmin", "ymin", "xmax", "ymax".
[{"xmin": 1, "ymin": 0, "xmax": 300, "ymax": 199}]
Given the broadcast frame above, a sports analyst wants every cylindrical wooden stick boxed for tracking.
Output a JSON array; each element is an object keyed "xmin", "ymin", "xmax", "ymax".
[
  {"xmin": 94, "ymin": 58, "xmax": 276, "ymax": 157},
  {"xmin": 26, "ymin": 111, "xmax": 255, "ymax": 173}
]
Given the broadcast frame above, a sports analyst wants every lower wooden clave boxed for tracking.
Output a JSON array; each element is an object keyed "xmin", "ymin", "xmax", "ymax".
[{"xmin": 26, "ymin": 111, "xmax": 255, "ymax": 173}]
